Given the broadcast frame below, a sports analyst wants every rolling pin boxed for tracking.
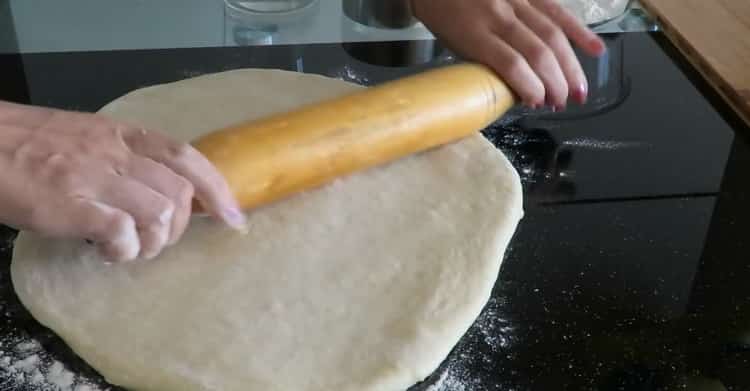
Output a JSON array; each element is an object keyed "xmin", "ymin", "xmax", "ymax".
[{"xmin": 192, "ymin": 63, "xmax": 515, "ymax": 211}]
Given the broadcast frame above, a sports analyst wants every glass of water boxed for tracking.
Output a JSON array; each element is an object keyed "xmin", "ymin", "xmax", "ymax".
[{"xmin": 224, "ymin": 0, "xmax": 317, "ymax": 14}]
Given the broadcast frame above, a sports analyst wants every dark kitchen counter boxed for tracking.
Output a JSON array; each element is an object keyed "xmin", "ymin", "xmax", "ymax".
[{"xmin": 1, "ymin": 17, "xmax": 749, "ymax": 391}]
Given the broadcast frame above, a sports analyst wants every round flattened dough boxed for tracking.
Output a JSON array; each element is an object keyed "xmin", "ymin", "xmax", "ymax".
[{"xmin": 11, "ymin": 69, "xmax": 523, "ymax": 391}]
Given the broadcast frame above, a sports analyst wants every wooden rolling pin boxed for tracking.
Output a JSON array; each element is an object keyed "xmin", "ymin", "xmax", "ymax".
[{"xmin": 192, "ymin": 63, "xmax": 515, "ymax": 211}]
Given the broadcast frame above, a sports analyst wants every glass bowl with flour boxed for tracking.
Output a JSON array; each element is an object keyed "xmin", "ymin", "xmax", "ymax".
[{"xmin": 560, "ymin": 0, "xmax": 632, "ymax": 26}]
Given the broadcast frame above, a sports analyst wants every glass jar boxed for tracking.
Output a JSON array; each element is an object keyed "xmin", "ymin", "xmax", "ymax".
[{"xmin": 224, "ymin": 0, "xmax": 317, "ymax": 14}]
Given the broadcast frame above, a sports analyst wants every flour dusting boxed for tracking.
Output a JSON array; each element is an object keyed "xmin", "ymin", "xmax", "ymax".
[
  {"xmin": 0, "ymin": 335, "xmax": 106, "ymax": 390},
  {"xmin": 0, "ymin": 336, "xmax": 106, "ymax": 390},
  {"xmin": 419, "ymin": 297, "xmax": 513, "ymax": 390},
  {"xmin": 329, "ymin": 64, "xmax": 370, "ymax": 85},
  {"xmin": 425, "ymin": 369, "xmax": 467, "ymax": 391},
  {"xmin": 0, "ymin": 331, "xmax": 107, "ymax": 390},
  {"xmin": 562, "ymin": 138, "xmax": 650, "ymax": 150}
]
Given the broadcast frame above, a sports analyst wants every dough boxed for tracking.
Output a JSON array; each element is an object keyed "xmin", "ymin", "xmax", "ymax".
[{"xmin": 11, "ymin": 69, "xmax": 523, "ymax": 391}]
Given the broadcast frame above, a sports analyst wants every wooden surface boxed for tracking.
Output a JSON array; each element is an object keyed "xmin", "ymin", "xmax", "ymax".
[{"xmin": 640, "ymin": 0, "xmax": 750, "ymax": 125}]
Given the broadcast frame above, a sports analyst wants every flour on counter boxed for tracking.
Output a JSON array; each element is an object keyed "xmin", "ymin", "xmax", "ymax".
[
  {"xmin": 562, "ymin": 138, "xmax": 650, "ymax": 150},
  {"xmin": 0, "ymin": 336, "xmax": 105, "ymax": 391},
  {"xmin": 420, "ymin": 297, "xmax": 514, "ymax": 391},
  {"xmin": 12, "ymin": 353, "xmax": 39, "ymax": 373},
  {"xmin": 14, "ymin": 340, "xmax": 42, "ymax": 354},
  {"xmin": 425, "ymin": 369, "xmax": 467, "ymax": 391}
]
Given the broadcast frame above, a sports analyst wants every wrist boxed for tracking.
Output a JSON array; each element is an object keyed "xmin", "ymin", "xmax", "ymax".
[{"xmin": 0, "ymin": 101, "xmax": 55, "ymax": 129}]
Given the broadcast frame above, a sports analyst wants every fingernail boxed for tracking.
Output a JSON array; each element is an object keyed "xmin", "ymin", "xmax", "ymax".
[
  {"xmin": 223, "ymin": 208, "xmax": 249, "ymax": 233},
  {"xmin": 575, "ymin": 83, "xmax": 588, "ymax": 104},
  {"xmin": 593, "ymin": 39, "xmax": 607, "ymax": 55}
]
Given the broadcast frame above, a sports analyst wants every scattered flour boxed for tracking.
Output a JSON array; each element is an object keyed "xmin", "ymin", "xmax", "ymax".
[
  {"xmin": 329, "ymin": 64, "xmax": 371, "ymax": 85},
  {"xmin": 0, "ymin": 336, "xmax": 106, "ymax": 390},
  {"xmin": 14, "ymin": 339, "xmax": 42, "ymax": 354},
  {"xmin": 48, "ymin": 361, "xmax": 76, "ymax": 389},
  {"xmin": 559, "ymin": 0, "xmax": 630, "ymax": 25},
  {"xmin": 1, "ymin": 226, "xmax": 110, "ymax": 389},
  {"xmin": 562, "ymin": 138, "xmax": 650, "ymax": 150},
  {"xmin": 424, "ymin": 369, "xmax": 468, "ymax": 391},
  {"xmin": 30, "ymin": 369, "xmax": 45, "ymax": 384},
  {"xmin": 419, "ymin": 297, "xmax": 512, "ymax": 391},
  {"xmin": 12, "ymin": 353, "xmax": 39, "ymax": 373}
]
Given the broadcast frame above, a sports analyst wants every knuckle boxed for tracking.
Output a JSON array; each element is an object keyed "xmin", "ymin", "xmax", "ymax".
[
  {"xmin": 492, "ymin": 5, "xmax": 518, "ymax": 33},
  {"xmin": 503, "ymin": 55, "xmax": 528, "ymax": 78},
  {"xmin": 528, "ymin": 45, "xmax": 555, "ymax": 68},
  {"xmin": 53, "ymin": 171, "xmax": 81, "ymax": 192},
  {"xmin": 78, "ymin": 121, "xmax": 131, "ymax": 157},
  {"xmin": 491, "ymin": 0, "xmax": 515, "ymax": 16},
  {"xmin": 106, "ymin": 211, "xmax": 137, "ymax": 242},
  {"xmin": 496, "ymin": 15, "xmax": 519, "ymax": 36},
  {"xmin": 165, "ymin": 142, "xmax": 193, "ymax": 161},
  {"xmin": 143, "ymin": 197, "xmax": 175, "ymax": 231},
  {"xmin": 540, "ymin": 25, "xmax": 566, "ymax": 46},
  {"xmin": 174, "ymin": 177, "xmax": 195, "ymax": 206},
  {"xmin": 84, "ymin": 115, "xmax": 117, "ymax": 137},
  {"xmin": 543, "ymin": 1, "xmax": 566, "ymax": 19},
  {"xmin": 90, "ymin": 113, "xmax": 117, "ymax": 128},
  {"xmin": 42, "ymin": 155, "xmax": 81, "ymax": 190},
  {"xmin": 119, "ymin": 126, "xmax": 150, "ymax": 151}
]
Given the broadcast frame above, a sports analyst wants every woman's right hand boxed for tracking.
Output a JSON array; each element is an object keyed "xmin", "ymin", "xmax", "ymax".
[
  {"xmin": 413, "ymin": 0, "xmax": 606, "ymax": 110},
  {"xmin": 0, "ymin": 101, "xmax": 247, "ymax": 262}
]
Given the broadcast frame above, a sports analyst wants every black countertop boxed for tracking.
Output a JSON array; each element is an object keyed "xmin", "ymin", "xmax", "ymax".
[{"xmin": 1, "ymin": 31, "xmax": 750, "ymax": 390}]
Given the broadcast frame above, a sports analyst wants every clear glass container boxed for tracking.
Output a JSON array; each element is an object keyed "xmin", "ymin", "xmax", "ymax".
[{"xmin": 224, "ymin": 0, "xmax": 317, "ymax": 14}]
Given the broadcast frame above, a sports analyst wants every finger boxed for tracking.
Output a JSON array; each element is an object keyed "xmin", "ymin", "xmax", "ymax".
[
  {"xmin": 96, "ymin": 175, "xmax": 174, "ymax": 260},
  {"xmin": 28, "ymin": 197, "xmax": 140, "ymax": 262},
  {"xmin": 126, "ymin": 157, "xmax": 195, "ymax": 246},
  {"xmin": 490, "ymin": 10, "xmax": 568, "ymax": 108},
  {"xmin": 513, "ymin": 0, "xmax": 589, "ymax": 104},
  {"xmin": 122, "ymin": 129, "xmax": 247, "ymax": 231},
  {"xmin": 532, "ymin": 0, "xmax": 606, "ymax": 57},
  {"xmin": 482, "ymin": 33, "xmax": 546, "ymax": 107}
]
